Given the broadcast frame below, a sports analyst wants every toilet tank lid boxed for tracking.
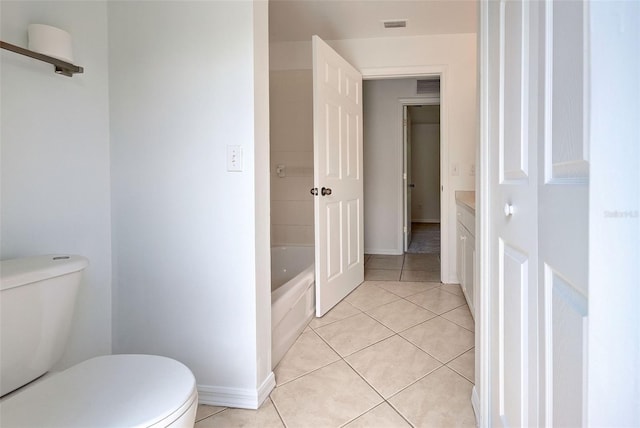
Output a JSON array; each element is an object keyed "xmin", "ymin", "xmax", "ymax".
[{"xmin": 0, "ymin": 255, "xmax": 89, "ymax": 291}]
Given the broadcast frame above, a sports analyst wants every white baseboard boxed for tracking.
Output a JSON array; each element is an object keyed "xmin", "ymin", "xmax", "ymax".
[
  {"xmin": 471, "ymin": 386, "xmax": 480, "ymax": 427},
  {"xmin": 364, "ymin": 248, "xmax": 403, "ymax": 255},
  {"xmin": 197, "ymin": 372, "xmax": 276, "ymax": 410}
]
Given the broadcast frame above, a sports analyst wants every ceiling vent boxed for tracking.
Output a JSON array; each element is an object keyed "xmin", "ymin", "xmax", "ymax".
[
  {"xmin": 383, "ymin": 20, "xmax": 407, "ymax": 29},
  {"xmin": 417, "ymin": 79, "xmax": 440, "ymax": 95}
]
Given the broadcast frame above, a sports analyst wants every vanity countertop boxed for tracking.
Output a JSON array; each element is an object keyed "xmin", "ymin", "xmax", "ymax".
[{"xmin": 455, "ymin": 191, "xmax": 476, "ymax": 213}]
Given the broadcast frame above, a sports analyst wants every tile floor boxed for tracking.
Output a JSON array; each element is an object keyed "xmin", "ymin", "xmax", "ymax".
[{"xmin": 196, "ymin": 253, "xmax": 476, "ymax": 427}]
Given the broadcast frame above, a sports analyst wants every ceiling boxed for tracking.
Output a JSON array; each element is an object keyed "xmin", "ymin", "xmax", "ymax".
[{"xmin": 269, "ymin": 0, "xmax": 477, "ymax": 43}]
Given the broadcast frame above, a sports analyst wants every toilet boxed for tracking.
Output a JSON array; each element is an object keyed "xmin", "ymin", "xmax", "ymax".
[{"xmin": 0, "ymin": 255, "xmax": 198, "ymax": 427}]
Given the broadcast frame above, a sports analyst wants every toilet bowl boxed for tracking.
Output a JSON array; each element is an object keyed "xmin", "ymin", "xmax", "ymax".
[
  {"xmin": 0, "ymin": 255, "xmax": 198, "ymax": 427},
  {"xmin": 0, "ymin": 354, "xmax": 198, "ymax": 428}
]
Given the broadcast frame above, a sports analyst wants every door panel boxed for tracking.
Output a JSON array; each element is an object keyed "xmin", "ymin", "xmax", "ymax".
[
  {"xmin": 486, "ymin": 0, "xmax": 589, "ymax": 425},
  {"xmin": 313, "ymin": 35, "xmax": 364, "ymax": 316},
  {"xmin": 499, "ymin": 241, "xmax": 529, "ymax": 427},
  {"xmin": 540, "ymin": 0, "xmax": 589, "ymax": 423},
  {"xmin": 488, "ymin": 1, "xmax": 539, "ymax": 426}
]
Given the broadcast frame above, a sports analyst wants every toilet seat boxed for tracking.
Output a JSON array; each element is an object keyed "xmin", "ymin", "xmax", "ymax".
[{"xmin": 0, "ymin": 354, "xmax": 198, "ymax": 428}]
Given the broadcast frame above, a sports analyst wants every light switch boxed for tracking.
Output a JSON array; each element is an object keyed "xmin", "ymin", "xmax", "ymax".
[{"xmin": 227, "ymin": 145, "xmax": 243, "ymax": 172}]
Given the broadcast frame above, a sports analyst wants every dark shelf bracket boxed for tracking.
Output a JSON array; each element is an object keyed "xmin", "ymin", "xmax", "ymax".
[{"xmin": 1, "ymin": 40, "xmax": 84, "ymax": 77}]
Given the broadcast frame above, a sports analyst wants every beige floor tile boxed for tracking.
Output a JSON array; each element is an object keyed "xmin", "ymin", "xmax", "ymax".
[
  {"xmin": 372, "ymin": 280, "xmax": 440, "ymax": 298},
  {"xmin": 344, "ymin": 402, "xmax": 411, "ymax": 428},
  {"xmin": 441, "ymin": 282, "xmax": 465, "ymax": 297},
  {"xmin": 366, "ymin": 256, "xmax": 405, "ymax": 270},
  {"xmin": 406, "ymin": 288, "xmax": 467, "ymax": 314},
  {"xmin": 195, "ymin": 404, "xmax": 225, "ymax": 422},
  {"xmin": 441, "ymin": 305, "xmax": 475, "ymax": 332},
  {"xmin": 309, "ymin": 300, "xmax": 361, "ymax": 329},
  {"xmin": 274, "ymin": 330, "xmax": 341, "ymax": 385},
  {"xmin": 400, "ymin": 317, "xmax": 474, "ymax": 363},
  {"xmin": 366, "ymin": 299, "xmax": 437, "ymax": 332},
  {"xmin": 270, "ymin": 360, "xmax": 383, "ymax": 427},
  {"xmin": 401, "ymin": 270, "xmax": 440, "ymax": 282},
  {"xmin": 314, "ymin": 312, "xmax": 394, "ymax": 356},
  {"xmin": 389, "ymin": 366, "xmax": 475, "ymax": 428},
  {"xmin": 195, "ymin": 398, "xmax": 283, "ymax": 427},
  {"xmin": 345, "ymin": 283, "xmax": 401, "ymax": 311},
  {"xmin": 345, "ymin": 335, "xmax": 442, "ymax": 398},
  {"xmin": 402, "ymin": 254, "xmax": 440, "ymax": 271},
  {"xmin": 447, "ymin": 348, "xmax": 475, "ymax": 383},
  {"xmin": 365, "ymin": 269, "xmax": 402, "ymax": 281}
]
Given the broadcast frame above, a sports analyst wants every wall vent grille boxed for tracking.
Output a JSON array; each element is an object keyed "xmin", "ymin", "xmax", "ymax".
[
  {"xmin": 417, "ymin": 79, "xmax": 440, "ymax": 95},
  {"xmin": 383, "ymin": 20, "xmax": 407, "ymax": 29}
]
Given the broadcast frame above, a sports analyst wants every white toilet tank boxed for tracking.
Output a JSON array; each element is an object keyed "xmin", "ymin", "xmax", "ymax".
[{"xmin": 0, "ymin": 255, "xmax": 89, "ymax": 396}]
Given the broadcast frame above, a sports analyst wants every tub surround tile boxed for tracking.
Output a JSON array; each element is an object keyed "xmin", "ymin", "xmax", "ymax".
[
  {"xmin": 274, "ymin": 330, "xmax": 341, "ymax": 386},
  {"xmin": 366, "ymin": 299, "xmax": 437, "ymax": 333},
  {"xmin": 345, "ymin": 335, "xmax": 442, "ymax": 399},
  {"xmin": 345, "ymin": 283, "xmax": 401, "ymax": 311},
  {"xmin": 441, "ymin": 305, "xmax": 475, "ymax": 332},
  {"xmin": 389, "ymin": 366, "xmax": 476, "ymax": 428},
  {"xmin": 270, "ymin": 360, "xmax": 383, "ymax": 427},
  {"xmin": 195, "ymin": 398, "xmax": 283, "ymax": 427},
  {"xmin": 364, "ymin": 269, "xmax": 402, "ymax": 281},
  {"xmin": 344, "ymin": 402, "xmax": 411, "ymax": 428},
  {"xmin": 314, "ymin": 313, "xmax": 394, "ymax": 357},
  {"xmin": 309, "ymin": 300, "xmax": 361, "ymax": 329},
  {"xmin": 447, "ymin": 348, "xmax": 475, "ymax": 383},
  {"xmin": 406, "ymin": 288, "xmax": 467, "ymax": 315},
  {"xmin": 400, "ymin": 317, "xmax": 474, "ymax": 363}
]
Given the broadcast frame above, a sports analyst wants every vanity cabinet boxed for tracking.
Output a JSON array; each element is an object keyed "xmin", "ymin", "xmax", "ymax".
[{"xmin": 456, "ymin": 193, "xmax": 475, "ymax": 318}]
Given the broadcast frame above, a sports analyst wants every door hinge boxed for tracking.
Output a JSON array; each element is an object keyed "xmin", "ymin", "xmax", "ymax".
[{"xmin": 403, "ymin": 226, "xmax": 407, "ymax": 233}]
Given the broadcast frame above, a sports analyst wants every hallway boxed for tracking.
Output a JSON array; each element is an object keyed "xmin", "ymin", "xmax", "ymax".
[{"xmin": 195, "ymin": 255, "xmax": 475, "ymax": 427}]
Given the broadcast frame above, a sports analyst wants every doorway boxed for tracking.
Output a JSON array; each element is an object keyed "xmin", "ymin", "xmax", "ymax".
[{"xmin": 404, "ymin": 103, "xmax": 441, "ymax": 255}]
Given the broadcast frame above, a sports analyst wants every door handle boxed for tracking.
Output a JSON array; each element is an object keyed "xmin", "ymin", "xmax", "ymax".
[
  {"xmin": 310, "ymin": 188, "xmax": 318, "ymax": 196},
  {"xmin": 408, "ymin": 184, "xmax": 415, "ymax": 188},
  {"xmin": 321, "ymin": 187, "xmax": 332, "ymax": 196},
  {"xmin": 504, "ymin": 203, "xmax": 514, "ymax": 216}
]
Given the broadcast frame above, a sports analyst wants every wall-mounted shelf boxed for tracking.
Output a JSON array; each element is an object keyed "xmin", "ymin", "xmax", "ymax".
[{"xmin": 0, "ymin": 40, "xmax": 83, "ymax": 77}]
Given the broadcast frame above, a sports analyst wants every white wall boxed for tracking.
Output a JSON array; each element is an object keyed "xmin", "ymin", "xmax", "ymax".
[
  {"xmin": 108, "ymin": 0, "xmax": 272, "ymax": 408},
  {"xmin": 270, "ymin": 70, "xmax": 314, "ymax": 246},
  {"xmin": 271, "ymin": 33, "xmax": 476, "ymax": 282},
  {"xmin": 0, "ymin": 1, "xmax": 112, "ymax": 369},
  {"xmin": 411, "ymin": 123, "xmax": 441, "ymax": 222}
]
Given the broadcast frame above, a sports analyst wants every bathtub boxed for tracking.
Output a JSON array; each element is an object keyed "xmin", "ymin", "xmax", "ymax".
[{"xmin": 271, "ymin": 245, "xmax": 315, "ymax": 369}]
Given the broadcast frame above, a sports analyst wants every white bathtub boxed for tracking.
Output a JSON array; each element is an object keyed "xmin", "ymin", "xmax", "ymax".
[{"xmin": 271, "ymin": 245, "xmax": 315, "ymax": 369}]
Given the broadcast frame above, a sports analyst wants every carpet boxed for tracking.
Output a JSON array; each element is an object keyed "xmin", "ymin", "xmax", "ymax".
[{"xmin": 407, "ymin": 223, "xmax": 441, "ymax": 254}]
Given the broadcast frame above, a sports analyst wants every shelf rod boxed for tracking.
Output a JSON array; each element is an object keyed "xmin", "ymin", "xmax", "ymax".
[{"xmin": 0, "ymin": 40, "xmax": 83, "ymax": 77}]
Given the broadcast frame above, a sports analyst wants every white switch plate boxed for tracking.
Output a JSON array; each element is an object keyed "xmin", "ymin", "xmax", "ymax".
[{"xmin": 227, "ymin": 145, "xmax": 243, "ymax": 172}]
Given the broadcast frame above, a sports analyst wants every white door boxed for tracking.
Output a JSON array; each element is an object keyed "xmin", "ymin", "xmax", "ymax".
[
  {"xmin": 312, "ymin": 35, "xmax": 364, "ymax": 317},
  {"xmin": 484, "ymin": 0, "xmax": 589, "ymax": 426},
  {"xmin": 487, "ymin": 2, "xmax": 540, "ymax": 424},
  {"xmin": 538, "ymin": 1, "xmax": 589, "ymax": 425},
  {"xmin": 403, "ymin": 106, "xmax": 412, "ymax": 251}
]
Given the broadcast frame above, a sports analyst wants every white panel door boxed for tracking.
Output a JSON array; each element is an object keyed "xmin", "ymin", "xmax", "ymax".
[
  {"xmin": 487, "ymin": 1, "xmax": 540, "ymax": 426},
  {"xmin": 485, "ymin": 0, "xmax": 590, "ymax": 426},
  {"xmin": 312, "ymin": 35, "xmax": 364, "ymax": 317},
  {"xmin": 539, "ymin": 1, "xmax": 589, "ymax": 425}
]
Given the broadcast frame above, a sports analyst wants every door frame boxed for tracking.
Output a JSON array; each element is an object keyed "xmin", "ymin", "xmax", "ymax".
[
  {"xmin": 399, "ymin": 97, "xmax": 441, "ymax": 256},
  {"xmin": 361, "ymin": 66, "xmax": 452, "ymax": 283}
]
